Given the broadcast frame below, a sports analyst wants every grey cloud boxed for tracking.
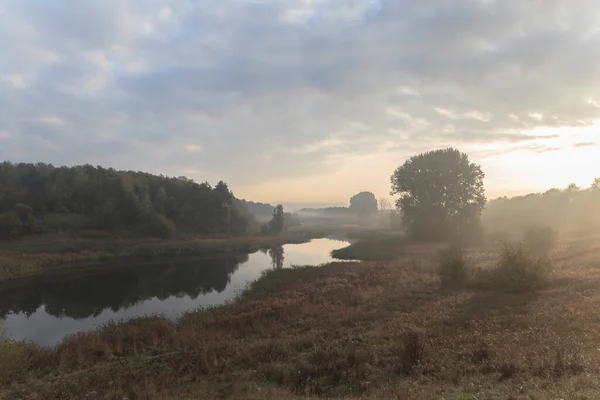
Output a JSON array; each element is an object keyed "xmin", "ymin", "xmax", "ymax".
[{"xmin": 1, "ymin": 0, "xmax": 600, "ymax": 187}]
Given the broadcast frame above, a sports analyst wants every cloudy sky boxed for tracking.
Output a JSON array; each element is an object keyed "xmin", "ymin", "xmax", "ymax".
[{"xmin": 1, "ymin": 0, "xmax": 599, "ymax": 206}]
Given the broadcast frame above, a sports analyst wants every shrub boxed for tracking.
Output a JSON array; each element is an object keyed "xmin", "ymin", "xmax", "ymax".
[
  {"xmin": 399, "ymin": 331, "xmax": 426, "ymax": 375},
  {"xmin": 438, "ymin": 246, "xmax": 468, "ymax": 289},
  {"xmin": 489, "ymin": 244, "xmax": 551, "ymax": 292},
  {"xmin": 139, "ymin": 214, "xmax": 176, "ymax": 239},
  {"xmin": 41, "ymin": 213, "xmax": 92, "ymax": 233},
  {"xmin": 522, "ymin": 226, "xmax": 557, "ymax": 255},
  {"xmin": 0, "ymin": 330, "xmax": 30, "ymax": 385},
  {"xmin": 471, "ymin": 341, "xmax": 492, "ymax": 364},
  {"xmin": 0, "ymin": 212, "xmax": 21, "ymax": 239}
]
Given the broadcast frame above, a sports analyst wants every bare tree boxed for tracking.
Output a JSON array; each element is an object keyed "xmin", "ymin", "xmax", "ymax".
[{"xmin": 378, "ymin": 197, "xmax": 392, "ymax": 212}]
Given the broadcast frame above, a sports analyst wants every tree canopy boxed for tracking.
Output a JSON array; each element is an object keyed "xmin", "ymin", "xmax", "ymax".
[
  {"xmin": 483, "ymin": 179, "xmax": 600, "ymax": 236},
  {"xmin": 268, "ymin": 205, "xmax": 285, "ymax": 234},
  {"xmin": 349, "ymin": 192, "xmax": 378, "ymax": 216},
  {"xmin": 391, "ymin": 148, "xmax": 486, "ymax": 241},
  {"xmin": 0, "ymin": 162, "xmax": 254, "ymax": 239}
]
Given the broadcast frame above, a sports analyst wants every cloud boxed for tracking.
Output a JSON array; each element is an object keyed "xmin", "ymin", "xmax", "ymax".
[
  {"xmin": 1, "ymin": 0, "xmax": 600, "ymax": 197},
  {"xmin": 573, "ymin": 141, "xmax": 598, "ymax": 148}
]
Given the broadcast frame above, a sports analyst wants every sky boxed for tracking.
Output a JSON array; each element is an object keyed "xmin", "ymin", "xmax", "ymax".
[{"xmin": 1, "ymin": 0, "xmax": 599, "ymax": 207}]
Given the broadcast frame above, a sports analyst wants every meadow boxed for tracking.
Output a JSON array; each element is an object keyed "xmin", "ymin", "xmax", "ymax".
[{"xmin": 2, "ymin": 231, "xmax": 600, "ymax": 399}]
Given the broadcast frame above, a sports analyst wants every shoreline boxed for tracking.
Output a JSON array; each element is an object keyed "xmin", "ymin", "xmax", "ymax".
[{"xmin": 0, "ymin": 230, "xmax": 330, "ymax": 282}]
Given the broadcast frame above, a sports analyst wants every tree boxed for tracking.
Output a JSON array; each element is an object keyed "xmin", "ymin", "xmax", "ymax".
[
  {"xmin": 269, "ymin": 205, "xmax": 285, "ymax": 234},
  {"xmin": 391, "ymin": 148, "xmax": 486, "ymax": 241},
  {"xmin": 0, "ymin": 161, "xmax": 252, "ymax": 239},
  {"xmin": 268, "ymin": 246, "xmax": 285, "ymax": 269},
  {"xmin": 378, "ymin": 197, "xmax": 392, "ymax": 212},
  {"xmin": 349, "ymin": 192, "xmax": 378, "ymax": 216},
  {"xmin": 592, "ymin": 177, "xmax": 600, "ymax": 191}
]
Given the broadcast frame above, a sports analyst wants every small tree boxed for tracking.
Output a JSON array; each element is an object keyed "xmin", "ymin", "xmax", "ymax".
[
  {"xmin": 391, "ymin": 148, "xmax": 486, "ymax": 241},
  {"xmin": 269, "ymin": 205, "xmax": 285, "ymax": 234},
  {"xmin": 378, "ymin": 197, "xmax": 392, "ymax": 212}
]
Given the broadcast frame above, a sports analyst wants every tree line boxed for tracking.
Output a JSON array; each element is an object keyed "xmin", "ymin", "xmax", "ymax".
[
  {"xmin": 0, "ymin": 162, "xmax": 256, "ymax": 239},
  {"xmin": 483, "ymin": 181, "xmax": 600, "ymax": 236}
]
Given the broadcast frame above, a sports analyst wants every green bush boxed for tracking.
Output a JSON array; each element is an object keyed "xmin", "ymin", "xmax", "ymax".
[
  {"xmin": 489, "ymin": 244, "xmax": 551, "ymax": 292},
  {"xmin": 522, "ymin": 227, "xmax": 557, "ymax": 255},
  {"xmin": 437, "ymin": 246, "xmax": 468, "ymax": 289}
]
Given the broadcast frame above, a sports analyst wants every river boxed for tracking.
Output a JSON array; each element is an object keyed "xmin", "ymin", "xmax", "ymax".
[{"xmin": 0, "ymin": 238, "xmax": 350, "ymax": 346}]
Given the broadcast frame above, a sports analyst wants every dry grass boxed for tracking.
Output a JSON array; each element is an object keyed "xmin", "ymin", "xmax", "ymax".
[{"xmin": 2, "ymin": 238, "xmax": 600, "ymax": 399}]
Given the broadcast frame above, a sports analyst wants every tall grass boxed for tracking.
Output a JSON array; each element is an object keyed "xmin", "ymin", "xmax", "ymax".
[{"xmin": 0, "ymin": 323, "xmax": 30, "ymax": 385}]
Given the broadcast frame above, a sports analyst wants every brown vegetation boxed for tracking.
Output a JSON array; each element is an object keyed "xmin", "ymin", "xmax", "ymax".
[{"xmin": 2, "ymin": 236, "xmax": 600, "ymax": 398}]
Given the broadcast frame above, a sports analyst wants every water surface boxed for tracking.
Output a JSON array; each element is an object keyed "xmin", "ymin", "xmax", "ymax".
[{"xmin": 0, "ymin": 238, "xmax": 349, "ymax": 346}]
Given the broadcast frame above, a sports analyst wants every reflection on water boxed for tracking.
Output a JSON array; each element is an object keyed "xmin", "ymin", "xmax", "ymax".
[{"xmin": 0, "ymin": 238, "xmax": 348, "ymax": 345}]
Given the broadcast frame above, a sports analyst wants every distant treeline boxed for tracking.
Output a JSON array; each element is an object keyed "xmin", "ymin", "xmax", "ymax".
[
  {"xmin": 298, "ymin": 207, "xmax": 351, "ymax": 215},
  {"xmin": 483, "ymin": 181, "xmax": 600, "ymax": 236},
  {"xmin": 237, "ymin": 200, "xmax": 275, "ymax": 221},
  {"xmin": 0, "ymin": 162, "xmax": 258, "ymax": 239}
]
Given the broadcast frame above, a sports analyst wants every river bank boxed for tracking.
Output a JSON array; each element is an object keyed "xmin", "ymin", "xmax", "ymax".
[
  {"xmin": 0, "ymin": 228, "xmax": 336, "ymax": 282},
  {"xmin": 0, "ymin": 238, "xmax": 350, "ymax": 346},
  {"xmin": 2, "ymin": 237, "xmax": 600, "ymax": 399}
]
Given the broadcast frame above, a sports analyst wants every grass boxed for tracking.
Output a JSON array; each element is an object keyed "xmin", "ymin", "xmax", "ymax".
[
  {"xmin": 0, "ymin": 231, "xmax": 321, "ymax": 282},
  {"xmin": 2, "ymin": 236, "xmax": 600, "ymax": 399},
  {"xmin": 0, "ymin": 323, "xmax": 31, "ymax": 386},
  {"xmin": 330, "ymin": 233, "xmax": 430, "ymax": 261}
]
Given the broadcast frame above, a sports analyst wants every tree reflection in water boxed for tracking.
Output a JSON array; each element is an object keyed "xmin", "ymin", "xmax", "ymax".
[
  {"xmin": 268, "ymin": 246, "xmax": 285, "ymax": 269},
  {"xmin": 0, "ymin": 253, "xmax": 249, "ymax": 320}
]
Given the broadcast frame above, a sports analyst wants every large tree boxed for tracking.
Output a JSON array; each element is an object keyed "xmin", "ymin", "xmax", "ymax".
[
  {"xmin": 349, "ymin": 192, "xmax": 378, "ymax": 216},
  {"xmin": 391, "ymin": 148, "xmax": 486, "ymax": 241}
]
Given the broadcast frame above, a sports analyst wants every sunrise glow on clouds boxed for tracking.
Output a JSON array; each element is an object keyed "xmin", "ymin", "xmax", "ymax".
[{"xmin": 1, "ymin": 0, "xmax": 599, "ymax": 205}]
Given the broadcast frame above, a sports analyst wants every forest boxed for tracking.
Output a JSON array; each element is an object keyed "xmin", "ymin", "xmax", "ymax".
[
  {"xmin": 483, "ymin": 180, "xmax": 600, "ymax": 237},
  {"xmin": 0, "ymin": 162, "xmax": 257, "ymax": 240}
]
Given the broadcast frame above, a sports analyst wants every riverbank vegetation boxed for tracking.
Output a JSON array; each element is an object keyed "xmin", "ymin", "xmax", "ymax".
[
  {"xmin": 3, "ymin": 234, "xmax": 600, "ymax": 399},
  {"xmin": 0, "ymin": 229, "xmax": 328, "ymax": 281}
]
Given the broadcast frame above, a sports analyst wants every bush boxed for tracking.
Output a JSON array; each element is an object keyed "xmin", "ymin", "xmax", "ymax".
[
  {"xmin": 489, "ymin": 244, "xmax": 551, "ymax": 292},
  {"xmin": 0, "ymin": 212, "xmax": 21, "ymax": 239},
  {"xmin": 0, "ymin": 327, "xmax": 30, "ymax": 385},
  {"xmin": 41, "ymin": 213, "xmax": 92, "ymax": 233},
  {"xmin": 438, "ymin": 246, "xmax": 468, "ymax": 289},
  {"xmin": 139, "ymin": 214, "xmax": 176, "ymax": 239},
  {"xmin": 522, "ymin": 227, "xmax": 557, "ymax": 255},
  {"xmin": 399, "ymin": 331, "xmax": 426, "ymax": 375}
]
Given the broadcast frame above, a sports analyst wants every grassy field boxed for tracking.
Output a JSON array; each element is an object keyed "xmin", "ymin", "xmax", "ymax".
[
  {"xmin": 0, "ymin": 228, "xmax": 336, "ymax": 282},
  {"xmin": 2, "ymin": 234, "xmax": 600, "ymax": 399}
]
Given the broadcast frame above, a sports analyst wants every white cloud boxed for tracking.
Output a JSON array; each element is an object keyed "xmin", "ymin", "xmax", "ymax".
[{"xmin": 0, "ymin": 0, "xmax": 599, "ymax": 200}]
